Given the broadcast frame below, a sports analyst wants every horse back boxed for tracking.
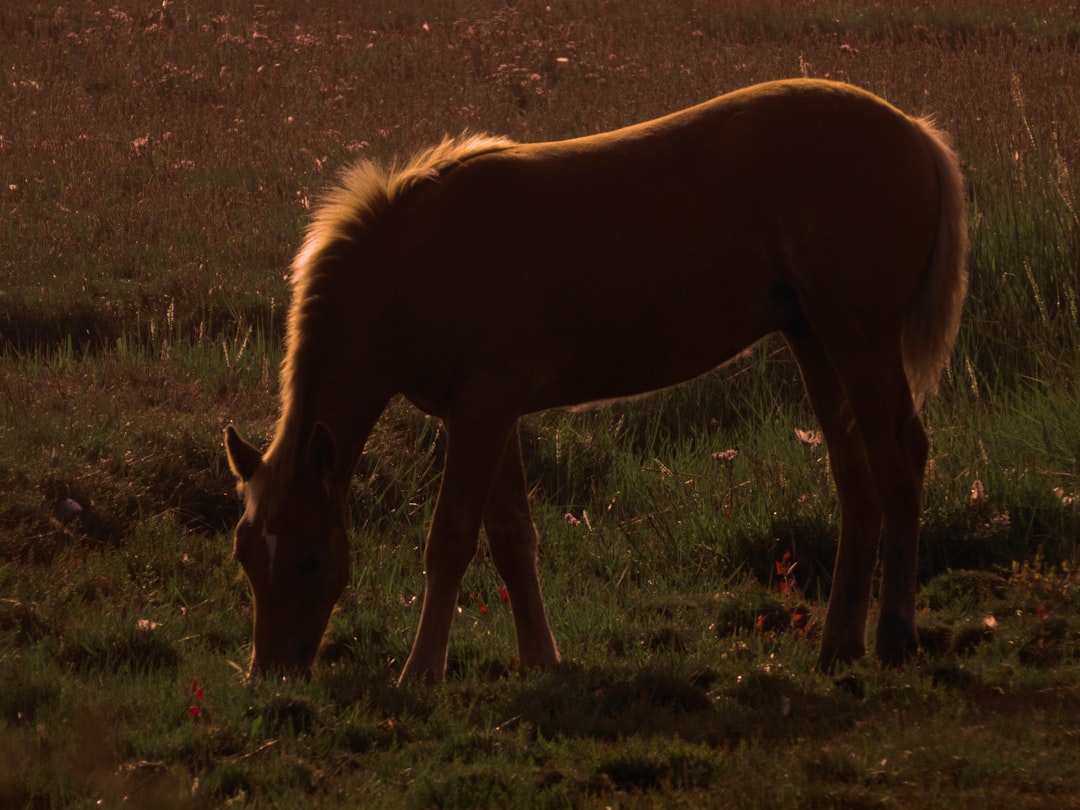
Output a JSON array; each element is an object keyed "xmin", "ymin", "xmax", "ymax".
[{"xmin": 362, "ymin": 80, "xmax": 946, "ymax": 411}]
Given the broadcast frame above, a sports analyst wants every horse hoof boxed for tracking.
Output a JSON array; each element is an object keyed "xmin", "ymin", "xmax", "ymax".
[
  {"xmin": 876, "ymin": 613, "xmax": 919, "ymax": 666},
  {"xmin": 816, "ymin": 643, "xmax": 865, "ymax": 674}
]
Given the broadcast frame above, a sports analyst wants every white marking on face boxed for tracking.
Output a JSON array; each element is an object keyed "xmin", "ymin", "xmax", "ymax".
[{"xmin": 262, "ymin": 527, "xmax": 278, "ymax": 577}]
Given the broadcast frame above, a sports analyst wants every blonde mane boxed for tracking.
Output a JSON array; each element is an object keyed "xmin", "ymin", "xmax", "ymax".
[
  {"xmin": 290, "ymin": 133, "xmax": 516, "ymax": 284},
  {"xmin": 264, "ymin": 133, "xmax": 516, "ymax": 480}
]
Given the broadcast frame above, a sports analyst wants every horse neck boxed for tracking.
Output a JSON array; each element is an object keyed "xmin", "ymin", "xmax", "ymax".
[
  {"xmin": 268, "ymin": 368, "xmax": 389, "ymax": 494},
  {"xmin": 274, "ymin": 244, "xmax": 393, "ymax": 491}
]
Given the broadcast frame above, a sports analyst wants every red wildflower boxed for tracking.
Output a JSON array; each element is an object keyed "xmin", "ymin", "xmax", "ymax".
[
  {"xmin": 791, "ymin": 608, "xmax": 811, "ymax": 634},
  {"xmin": 775, "ymin": 551, "xmax": 796, "ymax": 578},
  {"xmin": 774, "ymin": 552, "xmax": 799, "ymax": 597},
  {"xmin": 189, "ymin": 677, "xmax": 207, "ymax": 722}
]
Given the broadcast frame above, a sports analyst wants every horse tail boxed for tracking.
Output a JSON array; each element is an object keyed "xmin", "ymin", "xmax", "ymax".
[{"xmin": 902, "ymin": 118, "xmax": 970, "ymax": 410}]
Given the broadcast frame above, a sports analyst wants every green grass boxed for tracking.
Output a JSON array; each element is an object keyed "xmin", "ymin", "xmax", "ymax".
[{"xmin": 2, "ymin": 0, "xmax": 1080, "ymax": 807}]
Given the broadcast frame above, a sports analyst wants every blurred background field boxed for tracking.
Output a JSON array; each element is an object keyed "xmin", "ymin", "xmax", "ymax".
[{"xmin": 1, "ymin": 1, "xmax": 1079, "ymax": 807}]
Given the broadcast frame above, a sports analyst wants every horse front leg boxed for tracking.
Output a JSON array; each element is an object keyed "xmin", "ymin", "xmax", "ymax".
[
  {"xmin": 398, "ymin": 401, "xmax": 518, "ymax": 684},
  {"xmin": 483, "ymin": 424, "xmax": 561, "ymax": 671}
]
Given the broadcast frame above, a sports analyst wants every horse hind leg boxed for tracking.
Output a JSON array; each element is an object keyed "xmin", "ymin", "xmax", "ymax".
[
  {"xmin": 825, "ymin": 338, "xmax": 928, "ymax": 667},
  {"xmin": 483, "ymin": 424, "xmax": 561, "ymax": 670},
  {"xmin": 786, "ymin": 332, "xmax": 884, "ymax": 672}
]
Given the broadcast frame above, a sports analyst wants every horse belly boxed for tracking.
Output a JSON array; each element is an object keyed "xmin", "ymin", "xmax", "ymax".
[{"xmin": 523, "ymin": 269, "xmax": 796, "ymax": 411}]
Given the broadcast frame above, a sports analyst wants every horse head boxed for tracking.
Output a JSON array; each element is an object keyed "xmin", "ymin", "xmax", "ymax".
[{"xmin": 224, "ymin": 423, "xmax": 349, "ymax": 677}]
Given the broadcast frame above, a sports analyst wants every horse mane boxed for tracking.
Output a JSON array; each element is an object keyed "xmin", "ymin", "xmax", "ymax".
[
  {"xmin": 290, "ymin": 132, "xmax": 516, "ymax": 284},
  {"xmin": 263, "ymin": 133, "xmax": 517, "ymax": 480}
]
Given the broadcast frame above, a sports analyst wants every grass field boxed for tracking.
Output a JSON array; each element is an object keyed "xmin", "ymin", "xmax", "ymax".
[{"xmin": 2, "ymin": 1, "xmax": 1080, "ymax": 807}]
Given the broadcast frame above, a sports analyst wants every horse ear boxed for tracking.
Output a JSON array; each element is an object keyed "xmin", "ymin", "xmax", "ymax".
[
  {"xmin": 225, "ymin": 425, "xmax": 263, "ymax": 483},
  {"xmin": 306, "ymin": 422, "xmax": 337, "ymax": 493}
]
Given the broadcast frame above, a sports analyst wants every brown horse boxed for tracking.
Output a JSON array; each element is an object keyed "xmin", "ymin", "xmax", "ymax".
[{"xmin": 225, "ymin": 78, "xmax": 968, "ymax": 680}]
